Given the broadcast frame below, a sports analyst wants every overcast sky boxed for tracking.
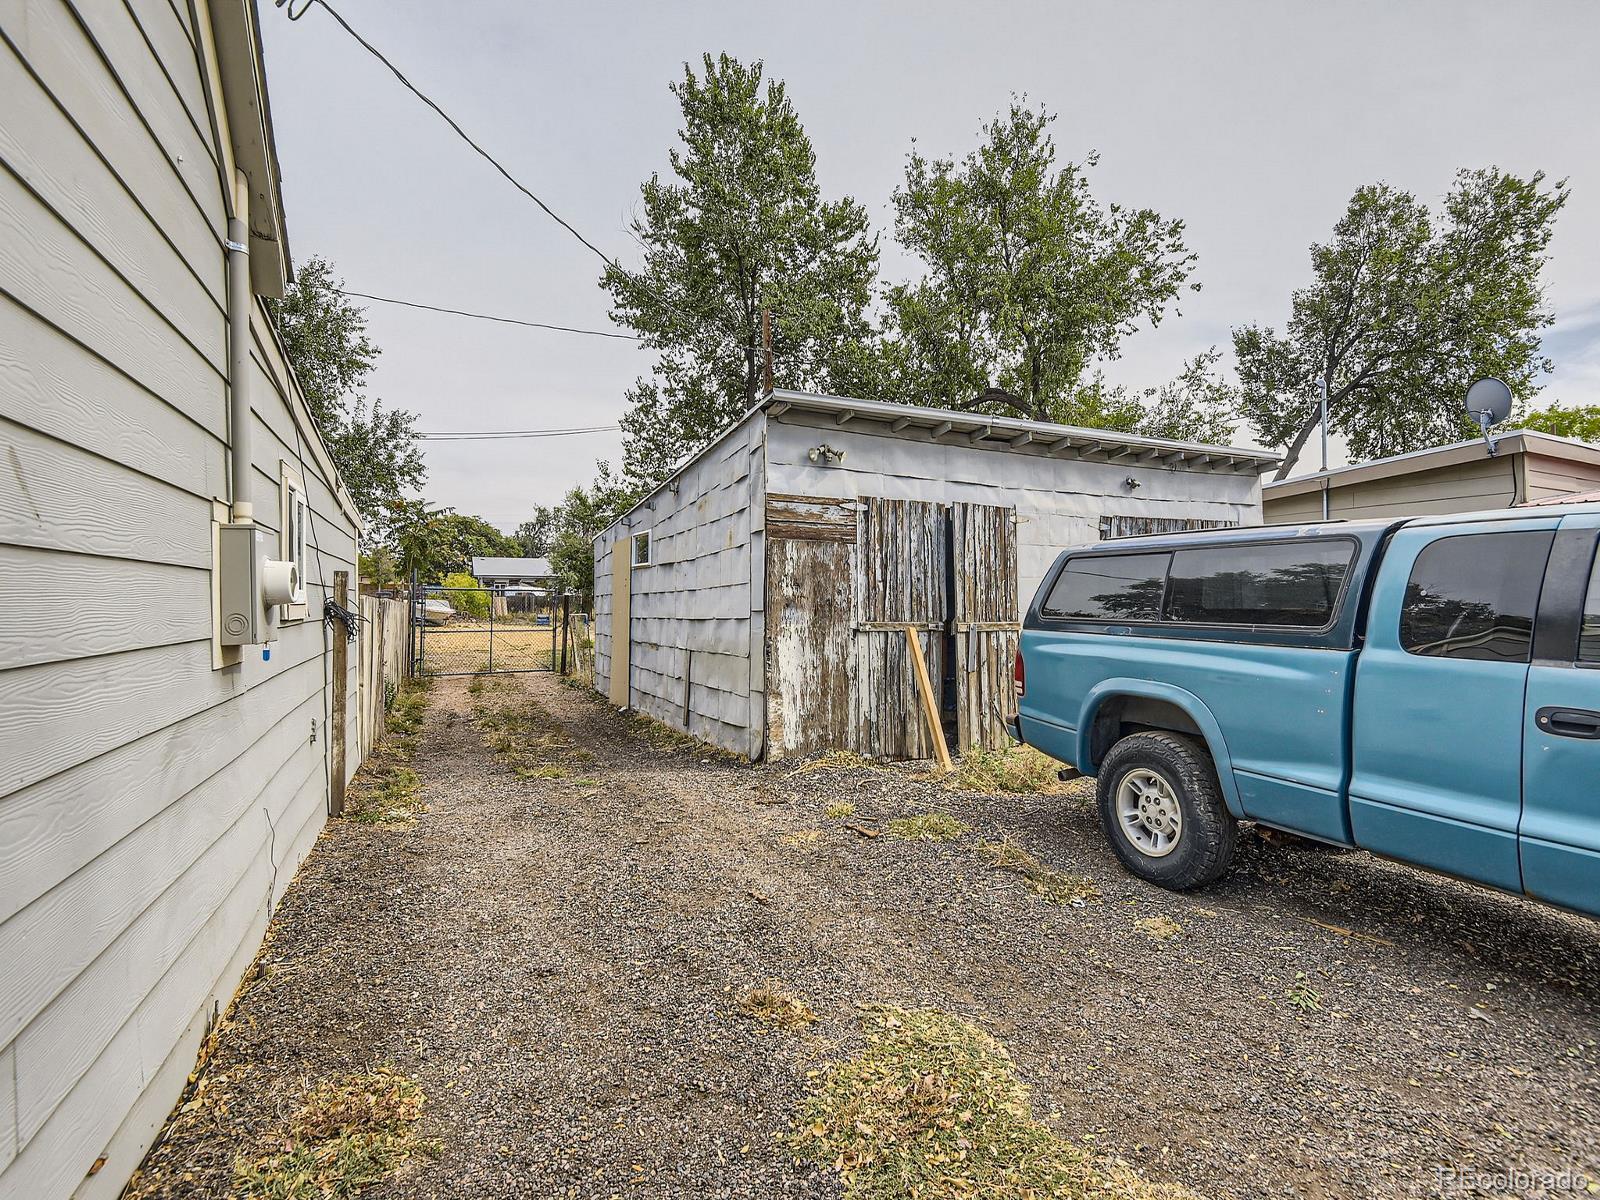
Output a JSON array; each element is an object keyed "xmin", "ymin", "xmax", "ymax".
[{"xmin": 259, "ymin": 0, "xmax": 1600, "ymax": 533}]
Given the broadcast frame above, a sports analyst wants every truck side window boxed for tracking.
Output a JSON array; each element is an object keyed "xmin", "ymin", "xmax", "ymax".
[
  {"xmin": 1581, "ymin": 540, "xmax": 1600, "ymax": 664},
  {"xmin": 1399, "ymin": 531, "xmax": 1554, "ymax": 663},
  {"xmin": 1042, "ymin": 553, "xmax": 1170, "ymax": 621},
  {"xmin": 1164, "ymin": 540, "xmax": 1354, "ymax": 627}
]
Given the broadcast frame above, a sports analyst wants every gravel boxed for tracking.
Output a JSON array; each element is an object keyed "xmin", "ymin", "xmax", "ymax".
[{"xmin": 127, "ymin": 674, "xmax": 1600, "ymax": 1199}]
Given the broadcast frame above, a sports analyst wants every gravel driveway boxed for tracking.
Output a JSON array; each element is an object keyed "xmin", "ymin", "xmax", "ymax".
[{"xmin": 127, "ymin": 674, "xmax": 1600, "ymax": 1199}]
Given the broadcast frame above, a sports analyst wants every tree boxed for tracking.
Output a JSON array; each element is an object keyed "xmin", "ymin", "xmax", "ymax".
[
  {"xmin": 386, "ymin": 501, "xmax": 517, "ymax": 583},
  {"xmin": 1067, "ymin": 350, "xmax": 1239, "ymax": 445},
  {"xmin": 1521, "ymin": 402, "xmax": 1600, "ymax": 443},
  {"xmin": 266, "ymin": 256, "xmax": 426, "ymax": 532},
  {"xmin": 544, "ymin": 463, "xmax": 638, "ymax": 604},
  {"xmin": 513, "ymin": 507, "xmax": 561, "ymax": 557},
  {"xmin": 885, "ymin": 101, "xmax": 1198, "ymax": 424},
  {"xmin": 603, "ymin": 54, "xmax": 880, "ymax": 489},
  {"xmin": 1234, "ymin": 168, "xmax": 1568, "ymax": 479}
]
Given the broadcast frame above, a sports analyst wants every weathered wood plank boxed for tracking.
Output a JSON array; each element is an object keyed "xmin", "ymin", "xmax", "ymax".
[{"xmin": 765, "ymin": 537, "xmax": 852, "ymax": 758}]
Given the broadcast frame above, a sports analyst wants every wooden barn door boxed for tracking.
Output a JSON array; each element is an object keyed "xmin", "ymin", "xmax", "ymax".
[
  {"xmin": 853, "ymin": 497, "xmax": 948, "ymax": 759},
  {"xmin": 952, "ymin": 503, "xmax": 1019, "ymax": 752},
  {"xmin": 764, "ymin": 496, "xmax": 857, "ymax": 757}
]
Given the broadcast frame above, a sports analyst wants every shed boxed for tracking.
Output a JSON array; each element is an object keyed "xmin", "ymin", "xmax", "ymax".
[
  {"xmin": 1263, "ymin": 430, "xmax": 1600, "ymax": 523},
  {"xmin": 0, "ymin": 3, "xmax": 365, "ymax": 1197},
  {"xmin": 593, "ymin": 390, "xmax": 1279, "ymax": 761},
  {"xmin": 471, "ymin": 555, "xmax": 558, "ymax": 590}
]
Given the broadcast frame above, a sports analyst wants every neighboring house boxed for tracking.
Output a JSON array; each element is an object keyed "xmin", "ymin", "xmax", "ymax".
[
  {"xmin": 593, "ymin": 390, "xmax": 1278, "ymax": 762},
  {"xmin": 470, "ymin": 556, "xmax": 558, "ymax": 592},
  {"xmin": 1263, "ymin": 430, "xmax": 1600, "ymax": 524},
  {"xmin": 0, "ymin": 3, "xmax": 364, "ymax": 1198}
]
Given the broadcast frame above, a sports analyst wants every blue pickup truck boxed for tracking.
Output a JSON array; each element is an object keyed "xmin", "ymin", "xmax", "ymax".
[{"xmin": 1010, "ymin": 503, "xmax": 1600, "ymax": 918}]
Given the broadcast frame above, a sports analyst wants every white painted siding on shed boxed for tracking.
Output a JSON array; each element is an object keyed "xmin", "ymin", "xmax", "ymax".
[{"xmin": 0, "ymin": 3, "xmax": 359, "ymax": 1197}]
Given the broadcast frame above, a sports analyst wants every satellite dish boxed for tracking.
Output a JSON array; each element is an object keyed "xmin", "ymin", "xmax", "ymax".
[{"xmin": 1464, "ymin": 378, "xmax": 1513, "ymax": 457}]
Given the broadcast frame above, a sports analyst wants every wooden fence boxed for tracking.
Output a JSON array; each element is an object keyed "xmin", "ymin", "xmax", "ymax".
[{"xmin": 357, "ymin": 595, "xmax": 411, "ymax": 763}]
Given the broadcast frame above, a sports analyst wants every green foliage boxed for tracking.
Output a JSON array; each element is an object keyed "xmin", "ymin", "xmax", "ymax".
[
  {"xmin": 438, "ymin": 571, "xmax": 490, "ymax": 618},
  {"xmin": 542, "ymin": 462, "xmax": 638, "ymax": 602},
  {"xmin": 358, "ymin": 545, "xmax": 398, "ymax": 592},
  {"xmin": 603, "ymin": 54, "xmax": 880, "ymax": 490},
  {"xmin": 1234, "ymin": 168, "xmax": 1569, "ymax": 478},
  {"xmin": 1521, "ymin": 402, "xmax": 1600, "ymax": 443},
  {"xmin": 266, "ymin": 257, "xmax": 424, "ymax": 533},
  {"xmin": 387, "ymin": 503, "xmax": 518, "ymax": 583},
  {"xmin": 886, "ymin": 100, "xmax": 1198, "ymax": 425},
  {"xmin": 513, "ymin": 506, "xmax": 560, "ymax": 557}
]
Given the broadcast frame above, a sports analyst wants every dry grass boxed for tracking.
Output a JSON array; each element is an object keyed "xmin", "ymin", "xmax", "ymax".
[
  {"xmin": 825, "ymin": 800, "xmax": 857, "ymax": 820},
  {"xmin": 789, "ymin": 750, "xmax": 880, "ymax": 775},
  {"xmin": 738, "ymin": 980, "xmax": 818, "ymax": 1029},
  {"xmin": 625, "ymin": 710, "xmax": 743, "ymax": 760},
  {"xmin": 472, "ymin": 683, "xmax": 594, "ymax": 778},
  {"xmin": 980, "ymin": 838, "xmax": 1101, "ymax": 905},
  {"xmin": 794, "ymin": 1005, "xmax": 1197, "ymax": 1200},
  {"xmin": 885, "ymin": 812, "xmax": 970, "ymax": 842},
  {"xmin": 780, "ymin": 830, "xmax": 824, "ymax": 848},
  {"xmin": 947, "ymin": 745, "xmax": 1072, "ymax": 795},
  {"xmin": 233, "ymin": 1067, "xmax": 433, "ymax": 1199},
  {"xmin": 345, "ymin": 682, "xmax": 430, "ymax": 826},
  {"xmin": 1135, "ymin": 915, "xmax": 1183, "ymax": 941}
]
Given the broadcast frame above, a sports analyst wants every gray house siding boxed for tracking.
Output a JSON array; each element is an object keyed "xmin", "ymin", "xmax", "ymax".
[
  {"xmin": 0, "ymin": 4, "xmax": 360, "ymax": 1198},
  {"xmin": 595, "ymin": 416, "xmax": 761, "ymax": 756},
  {"xmin": 765, "ymin": 412, "xmax": 1261, "ymax": 605}
]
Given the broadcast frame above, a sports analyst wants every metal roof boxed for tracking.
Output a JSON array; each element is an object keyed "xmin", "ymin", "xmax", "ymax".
[
  {"xmin": 471, "ymin": 556, "xmax": 553, "ymax": 577},
  {"xmin": 766, "ymin": 390, "xmax": 1281, "ymax": 474}
]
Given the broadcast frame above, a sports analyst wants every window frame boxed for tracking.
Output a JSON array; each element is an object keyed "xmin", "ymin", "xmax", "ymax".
[
  {"xmin": 1398, "ymin": 529, "xmax": 1554, "ymax": 665},
  {"xmin": 1035, "ymin": 535, "xmax": 1360, "ymax": 638},
  {"xmin": 1582, "ymin": 538, "xmax": 1600, "ymax": 666},
  {"xmin": 279, "ymin": 461, "xmax": 309, "ymax": 621},
  {"xmin": 1039, "ymin": 550, "xmax": 1172, "ymax": 624},
  {"xmin": 631, "ymin": 529, "xmax": 653, "ymax": 568}
]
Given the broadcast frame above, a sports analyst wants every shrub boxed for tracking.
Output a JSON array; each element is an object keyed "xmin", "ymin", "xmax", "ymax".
[{"xmin": 437, "ymin": 571, "xmax": 490, "ymax": 619}]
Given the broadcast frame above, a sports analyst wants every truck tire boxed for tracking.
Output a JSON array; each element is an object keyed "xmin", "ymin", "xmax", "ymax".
[{"xmin": 1096, "ymin": 732, "xmax": 1237, "ymax": 890}]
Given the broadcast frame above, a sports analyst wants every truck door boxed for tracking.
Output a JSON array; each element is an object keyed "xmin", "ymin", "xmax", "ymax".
[
  {"xmin": 1521, "ymin": 516, "xmax": 1600, "ymax": 917},
  {"xmin": 1348, "ymin": 520, "xmax": 1558, "ymax": 891}
]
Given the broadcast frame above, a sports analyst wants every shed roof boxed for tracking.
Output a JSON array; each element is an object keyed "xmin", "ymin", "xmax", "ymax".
[
  {"xmin": 471, "ymin": 556, "xmax": 554, "ymax": 577},
  {"xmin": 1263, "ymin": 430, "xmax": 1600, "ymax": 501}
]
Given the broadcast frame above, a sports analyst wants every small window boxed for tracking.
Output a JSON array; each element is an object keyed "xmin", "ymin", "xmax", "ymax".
[
  {"xmin": 1165, "ymin": 540, "xmax": 1354, "ymax": 628},
  {"xmin": 279, "ymin": 463, "xmax": 309, "ymax": 616},
  {"xmin": 1400, "ymin": 531, "xmax": 1553, "ymax": 663},
  {"xmin": 631, "ymin": 530, "xmax": 652, "ymax": 567},
  {"xmin": 1042, "ymin": 552, "xmax": 1170, "ymax": 621},
  {"xmin": 1580, "ymin": 539, "xmax": 1600, "ymax": 664}
]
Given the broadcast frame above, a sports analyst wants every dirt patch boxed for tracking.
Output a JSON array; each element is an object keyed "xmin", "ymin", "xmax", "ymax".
[{"xmin": 126, "ymin": 674, "xmax": 1600, "ymax": 1199}]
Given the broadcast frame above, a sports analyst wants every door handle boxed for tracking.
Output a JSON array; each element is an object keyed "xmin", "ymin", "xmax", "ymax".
[{"xmin": 1535, "ymin": 707, "xmax": 1600, "ymax": 740}]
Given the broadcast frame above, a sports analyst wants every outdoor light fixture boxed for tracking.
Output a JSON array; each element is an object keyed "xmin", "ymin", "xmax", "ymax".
[
  {"xmin": 808, "ymin": 444, "xmax": 847, "ymax": 465},
  {"xmin": 1124, "ymin": 476, "xmax": 1141, "ymax": 490}
]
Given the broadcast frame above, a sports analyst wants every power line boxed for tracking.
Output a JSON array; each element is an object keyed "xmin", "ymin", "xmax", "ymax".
[
  {"xmin": 337, "ymin": 289, "xmax": 643, "ymax": 341},
  {"xmin": 275, "ymin": 0, "xmax": 620, "ymax": 270}
]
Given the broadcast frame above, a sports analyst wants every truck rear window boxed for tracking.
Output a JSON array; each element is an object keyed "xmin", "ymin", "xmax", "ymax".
[
  {"xmin": 1165, "ymin": 541, "xmax": 1355, "ymax": 628},
  {"xmin": 1041, "ymin": 552, "xmax": 1170, "ymax": 621}
]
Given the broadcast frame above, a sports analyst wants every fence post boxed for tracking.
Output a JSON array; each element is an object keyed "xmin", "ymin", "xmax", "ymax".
[
  {"xmin": 559, "ymin": 594, "xmax": 571, "ymax": 675},
  {"xmin": 331, "ymin": 570, "xmax": 349, "ymax": 816}
]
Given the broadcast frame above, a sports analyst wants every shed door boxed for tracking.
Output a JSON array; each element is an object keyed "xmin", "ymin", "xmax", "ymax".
[
  {"xmin": 952, "ymin": 502, "xmax": 1020, "ymax": 751},
  {"xmin": 764, "ymin": 496, "xmax": 856, "ymax": 757},
  {"xmin": 853, "ymin": 497, "xmax": 948, "ymax": 759}
]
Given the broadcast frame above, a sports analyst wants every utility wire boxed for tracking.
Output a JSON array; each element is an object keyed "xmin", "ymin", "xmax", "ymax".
[
  {"xmin": 419, "ymin": 425, "xmax": 619, "ymax": 441},
  {"xmin": 336, "ymin": 290, "xmax": 643, "ymax": 341}
]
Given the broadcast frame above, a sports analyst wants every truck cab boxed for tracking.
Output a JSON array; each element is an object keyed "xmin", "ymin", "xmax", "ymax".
[{"xmin": 1012, "ymin": 503, "xmax": 1600, "ymax": 917}]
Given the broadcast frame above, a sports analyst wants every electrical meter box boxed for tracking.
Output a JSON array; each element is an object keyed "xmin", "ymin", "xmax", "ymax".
[{"xmin": 218, "ymin": 522, "xmax": 276, "ymax": 646}]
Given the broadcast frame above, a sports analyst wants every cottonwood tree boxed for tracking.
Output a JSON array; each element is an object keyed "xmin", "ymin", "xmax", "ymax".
[
  {"xmin": 1234, "ymin": 169, "xmax": 1568, "ymax": 479},
  {"xmin": 1521, "ymin": 402, "xmax": 1600, "ymax": 443},
  {"xmin": 267, "ymin": 256, "xmax": 425, "ymax": 533},
  {"xmin": 886, "ymin": 101, "xmax": 1199, "ymax": 425},
  {"xmin": 602, "ymin": 54, "xmax": 880, "ymax": 489}
]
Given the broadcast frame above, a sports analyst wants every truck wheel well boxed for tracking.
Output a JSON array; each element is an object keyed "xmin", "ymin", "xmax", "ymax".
[{"xmin": 1088, "ymin": 697, "xmax": 1207, "ymax": 771}]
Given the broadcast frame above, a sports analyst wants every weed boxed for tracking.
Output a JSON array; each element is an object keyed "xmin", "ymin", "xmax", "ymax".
[
  {"xmin": 233, "ymin": 1067, "xmax": 434, "ymax": 1199},
  {"xmin": 625, "ymin": 710, "xmax": 742, "ymax": 760},
  {"xmin": 947, "ymin": 745, "xmax": 1073, "ymax": 795},
  {"xmin": 885, "ymin": 812, "xmax": 969, "ymax": 842},
  {"xmin": 738, "ymin": 981, "xmax": 818, "ymax": 1029},
  {"xmin": 790, "ymin": 750, "xmax": 879, "ymax": 775},
  {"xmin": 472, "ymin": 687, "xmax": 593, "ymax": 779},
  {"xmin": 980, "ymin": 838, "xmax": 1100, "ymax": 905},
  {"xmin": 514, "ymin": 764, "xmax": 568, "ymax": 780},
  {"xmin": 794, "ymin": 1005, "xmax": 1196, "ymax": 1200},
  {"xmin": 1135, "ymin": 915, "xmax": 1182, "ymax": 941},
  {"xmin": 344, "ymin": 684, "xmax": 429, "ymax": 825},
  {"xmin": 780, "ymin": 830, "xmax": 824, "ymax": 848},
  {"xmin": 825, "ymin": 801, "xmax": 857, "ymax": 820},
  {"xmin": 1285, "ymin": 973, "xmax": 1323, "ymax": 1013}
]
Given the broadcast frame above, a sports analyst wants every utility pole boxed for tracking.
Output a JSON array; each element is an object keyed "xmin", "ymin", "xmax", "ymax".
[
  {"xmin": 761, "ymin": 307, "xmax": 773, "ymax": 397},
  {"xmin": 1319, "ymin": 376, "xmax": 1330, "ymax": 521}
]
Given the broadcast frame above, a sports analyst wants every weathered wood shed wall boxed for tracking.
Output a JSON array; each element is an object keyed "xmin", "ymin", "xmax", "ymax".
[
  {"xmin": 595, "ymin": 393, "xmax": 1272, "ymax": 764},
  {"xmin": 594, "ymin": 417, "xmax": 764, "ymax": 757},
  {"xmin": 0, "ymin": 3, "xmax": 360, "ymax": 1197}
]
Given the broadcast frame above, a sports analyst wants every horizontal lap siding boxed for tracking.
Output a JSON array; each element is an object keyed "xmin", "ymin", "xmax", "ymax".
[
  {"xmin": 594, "ymin": 418, "xmax": 761, "ymax": 756},
  {"xmin": 0, "ymin": 2, "xmax": 360, "ymax": 1196},
  {"xmin": 765, "ymin": 417, "xmax": 1261, "ymax": 611}
]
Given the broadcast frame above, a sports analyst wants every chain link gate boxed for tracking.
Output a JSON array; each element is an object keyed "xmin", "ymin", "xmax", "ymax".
[{"xmin": 412, "ymin": 582, "xmax": 562, "ymax": 677}]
